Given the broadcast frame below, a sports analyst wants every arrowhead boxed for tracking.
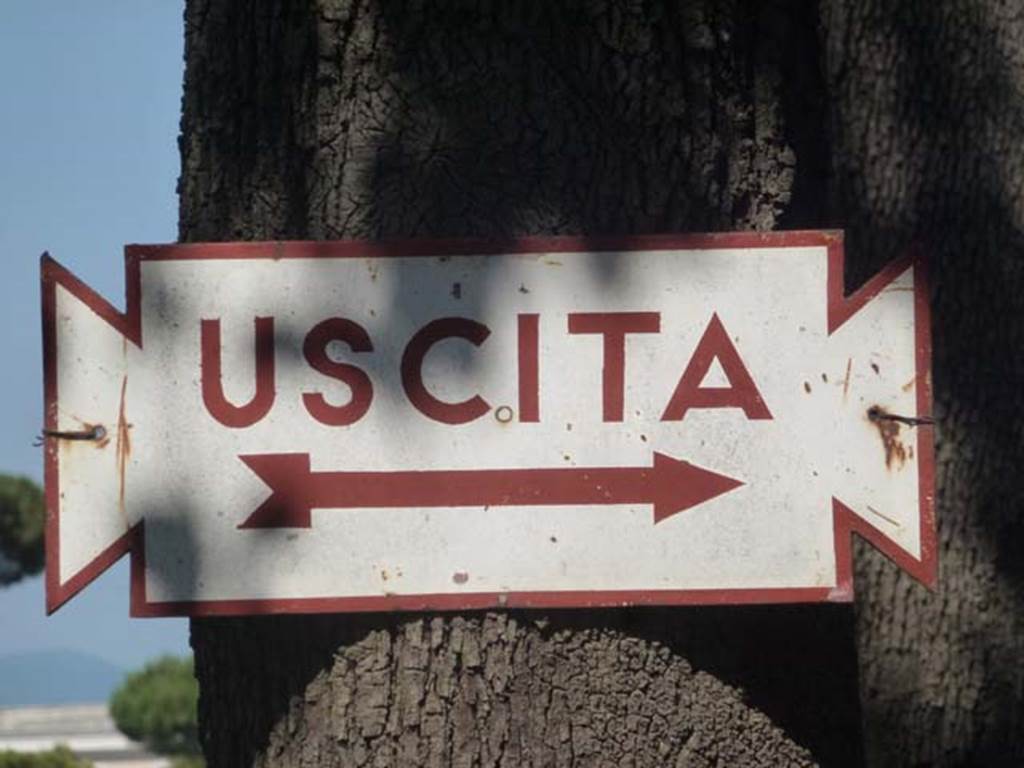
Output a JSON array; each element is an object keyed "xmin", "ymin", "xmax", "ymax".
[
  {"xmin": 238, "ymin": 453, "xmax": 314, "ymax": 529},
  {"xmin": 650, "ymin": 452, "xmax": 744, "ymax": 524}
]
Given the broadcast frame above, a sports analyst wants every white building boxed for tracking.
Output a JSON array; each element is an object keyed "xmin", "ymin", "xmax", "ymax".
[{"xmin": 0, "ymin": 704, "xmax": 169, "ymax": 767}]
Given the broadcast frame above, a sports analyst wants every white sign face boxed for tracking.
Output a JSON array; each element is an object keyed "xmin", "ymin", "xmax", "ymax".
[{"xmin": 42, "ymin": 232, "xmax": 935, "ymax": 617}]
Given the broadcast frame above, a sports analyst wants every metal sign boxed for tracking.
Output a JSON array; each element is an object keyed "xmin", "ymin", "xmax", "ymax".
[{"xmin": 41, "ymin": 231, "xmax": 935, "ymax": 617}]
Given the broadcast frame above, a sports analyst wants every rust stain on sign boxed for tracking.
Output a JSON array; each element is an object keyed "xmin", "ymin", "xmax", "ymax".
[
  {"xmin": 867, "ymin": 405, "xmax": 908, "ymax": 470},
  {"xmin": 55, "ymin": 420, "xmax": 108, "ymax": 456},
  {"xmin": 115, "ymin": 376, "xmax": 132, "ymax": 518},
  {"xmin": 842, "ymin": 358, "xmax": 852, "ymax": 401}
]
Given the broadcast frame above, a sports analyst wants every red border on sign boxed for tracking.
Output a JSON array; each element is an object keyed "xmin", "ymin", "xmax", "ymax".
[{"xmin": 40, "ymin": 230, "xmax": 936, "ymax": 617}]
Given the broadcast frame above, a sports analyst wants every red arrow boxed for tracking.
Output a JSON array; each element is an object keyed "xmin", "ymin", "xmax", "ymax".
[{"xmin": 238, "ymin": 452, "xmax": 743, "ymax": 529}]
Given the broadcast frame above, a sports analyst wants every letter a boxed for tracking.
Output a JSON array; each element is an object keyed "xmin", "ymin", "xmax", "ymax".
[{"xmin": 661, "ymin": 313, "xmax": 772, "ymax": 422}]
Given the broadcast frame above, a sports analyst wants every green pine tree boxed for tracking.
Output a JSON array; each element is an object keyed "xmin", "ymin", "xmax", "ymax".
[
  {"xmin": 109, "ymin": 656, "xmax": 200, "ymax": 758},
  {"xmin": 0, "ymin": 474, "xmax": 44, "ymax": 586}
]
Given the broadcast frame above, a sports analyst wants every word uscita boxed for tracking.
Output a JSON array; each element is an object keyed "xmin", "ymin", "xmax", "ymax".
[{"xmin": 200, "ymin": 312, "xmax": 772, "ymax": 428}]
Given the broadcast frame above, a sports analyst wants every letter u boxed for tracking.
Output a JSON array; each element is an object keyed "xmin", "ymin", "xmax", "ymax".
[{"xmin": 200, "ymin": 317, "xmax": 276, "ymax": 427}]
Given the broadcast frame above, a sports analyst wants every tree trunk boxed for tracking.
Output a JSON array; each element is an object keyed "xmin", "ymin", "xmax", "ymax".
[
  {"xmin": 180, "ymin": 1, "xmax": 862, "ymax": 765},
  {"xmin": 823, "ymin": 2, "xmax": 1024, "ymax": 765}
]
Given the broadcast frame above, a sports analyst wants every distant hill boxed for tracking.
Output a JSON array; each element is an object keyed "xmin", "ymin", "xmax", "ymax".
[{"xmin": 0, "ymin": 650, "xmax": 124, "ymax": 707}]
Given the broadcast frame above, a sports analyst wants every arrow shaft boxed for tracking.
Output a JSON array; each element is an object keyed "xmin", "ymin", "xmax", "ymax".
[
  {"xmin": 306, "ymin": 466, "xmax": 654, "ymax": 510},
  {"xmin": 238, "ymin": 451, "xmax": 742, "ymax": 529}
]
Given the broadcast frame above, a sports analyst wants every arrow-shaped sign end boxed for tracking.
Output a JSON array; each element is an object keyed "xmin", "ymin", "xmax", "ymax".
[
  {"xmin": 650, "ymin": 452, "xmax": 744, "ymax": 524},
  {"xmin": 238, "ymin": 453, "xmax": 314, "ymax": 529}
]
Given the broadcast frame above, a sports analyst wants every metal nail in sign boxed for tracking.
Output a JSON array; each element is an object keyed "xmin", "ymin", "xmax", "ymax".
[{"xmin": 41, "ymin": 231, "xmax": 935, "ymax": 617}]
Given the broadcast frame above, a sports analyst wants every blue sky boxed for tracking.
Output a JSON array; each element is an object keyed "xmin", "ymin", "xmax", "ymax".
[{"xmin": 0, "ymin": 3, "xmax": 189, "ymax": 669}]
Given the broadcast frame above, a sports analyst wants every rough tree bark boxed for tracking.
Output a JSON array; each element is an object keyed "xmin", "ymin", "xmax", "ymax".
[
  {"xmin": 179, "ymin": 1, "xmax": 863, "ymax": 765},
  {"xmin": 823, "ymin": 2, "xmax": 1024, "ymax": 765}
]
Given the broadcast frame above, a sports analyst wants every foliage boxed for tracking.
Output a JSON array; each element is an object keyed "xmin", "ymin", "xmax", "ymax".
[
  {"xmin": 109, "ymin": 656, "xmax": 200, "ymax": 757},
  {"xmin": 0, "ymin": 474, "xmax": 45, "ymax": 587},
  {"xmin": 169, "ymin": 758, "xmax": 205, "ymax": 768},
  {"xmin": 0, "ymin": 746, "xmax": 91, "ymax": 767}
]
